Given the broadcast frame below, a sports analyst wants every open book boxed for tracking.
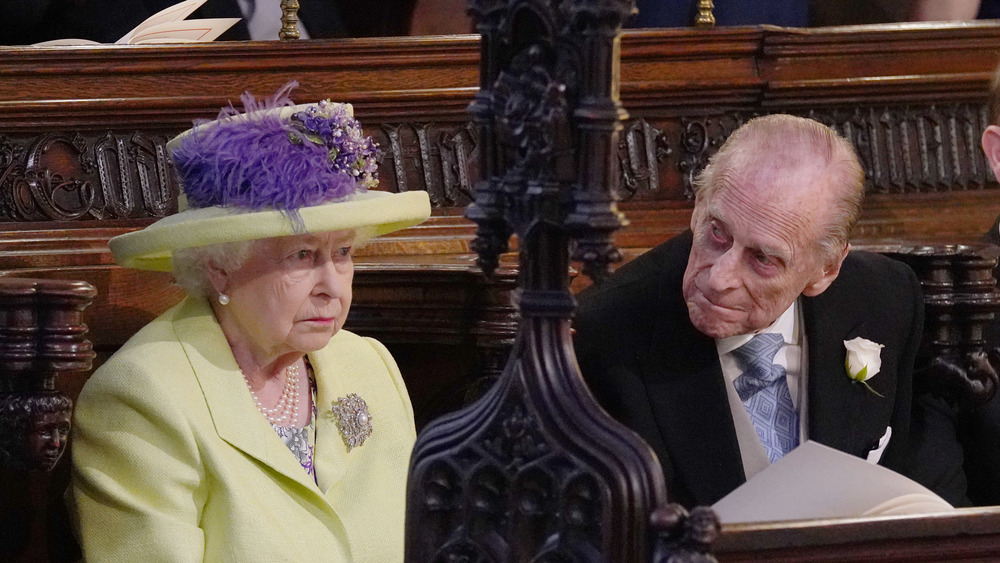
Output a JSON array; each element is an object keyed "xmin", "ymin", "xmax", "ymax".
[
  {"xmin": 712, "ymin": 440, "xmax": 954, "ymax": 524},
  {"xmin": 32, "ymin": 0, "xmax": 239, "ymax": 46}
]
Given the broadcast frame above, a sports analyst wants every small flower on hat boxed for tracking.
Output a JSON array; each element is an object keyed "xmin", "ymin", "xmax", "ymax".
[
  {"xmin": 844, "ymin": 337, "xmax": 885, "ymax": 397},
  {"xmin": 289, "ymin": 100, "xmax": 380, "ymax": 190}
]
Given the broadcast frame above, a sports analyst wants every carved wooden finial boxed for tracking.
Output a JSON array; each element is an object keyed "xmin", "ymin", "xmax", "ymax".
[
  {"xmin": 279, "ymin": 0, "xmax": 301, "ymax": 41},
  {"xmin": 695, "ymin": 0, "xmax": 716, "ymax": 28}
]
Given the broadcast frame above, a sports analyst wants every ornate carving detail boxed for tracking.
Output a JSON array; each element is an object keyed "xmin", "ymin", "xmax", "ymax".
[
  {"xmin": 409, "ymin": 0, "xmax": 675, "ymax": 560},
  {"xmin": 0, "ymin": 278, "xmax": 95, "ymax": 472},
  {"xmin": 0, "ymin": 119, "xmax": 482, "ymax": 220},
  {"xmin": 650, "ymin": 504, "xmax": 720, "ymax": 562},
  {"xmin": 619, "ymin": 118, "xmax": 671, "ymax": 199},
  {"xmin": 481, "ymin": 403, "xmax": 548, "ymax": 465},
  {"xmin": 0, "ymin": 393, "xmax": 72, "ymax": 472},
  {"xmin": 130, "ymin": 132, "xmax": 174, "ymax": 216},
  {"xmin": 670, "ymin": 104, "xmax": 994, "ymax": 199},
  {"xmin": 410, "ymin": 368, "xmax": 614, "ymax": 560},
  {"xmin": 809, "ymin": 103, "xmax": 993, "ymax": 194},
  {"xmin": 886, "ymin": 246, "xmax": 1000, "ymax": 410},
  {"xmin": 491, "ymin": 50, "xmax": 569, "ymax": 181},
  {"xmin": 378, "ymin": 122, "xmax": 477, "ymax": 207},
  {"xmin": 10, "ymin": 167, "xmax": 94, "ymax": 221},
  {"xmin": 0, "ymin": 132, "xmax": 178, "ymax": 221}
]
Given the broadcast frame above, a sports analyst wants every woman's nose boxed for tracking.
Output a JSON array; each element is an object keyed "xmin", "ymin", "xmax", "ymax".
[{"xmin": 315, "ymin": 258, "xmax": 350, "ymax": 297}]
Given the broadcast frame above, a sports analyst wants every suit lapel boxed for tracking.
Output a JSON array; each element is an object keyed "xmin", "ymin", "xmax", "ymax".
[
  {"xmin": 802, "ymin": 292, "xmax": 893, "ymax": 458},
  {"xmin": 308, "ymin": 347, "xmax": 349, "ymax": 495},
  {"xmin": 640, "ymin": 267, "xmax": 745, "ymax": 505},
  {"xmin": 171, "ymin": 297, "xmax": 325, "ymax": 495}
]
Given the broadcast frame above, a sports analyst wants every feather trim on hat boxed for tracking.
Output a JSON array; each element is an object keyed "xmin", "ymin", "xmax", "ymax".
[{"xmin": 171, "ymin": 81, "xmax": 379, "ymax": 229}]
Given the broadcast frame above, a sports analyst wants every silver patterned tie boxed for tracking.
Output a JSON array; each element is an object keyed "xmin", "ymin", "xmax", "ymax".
[{"xmin": 732, "ymin": 333, "xmax": 799, "ymax": 463}]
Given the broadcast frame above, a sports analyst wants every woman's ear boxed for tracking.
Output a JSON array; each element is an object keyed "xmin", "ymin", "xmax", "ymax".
[{"xmin": 205, "ymin": 259, "xmax": 229, "ymax": 296}]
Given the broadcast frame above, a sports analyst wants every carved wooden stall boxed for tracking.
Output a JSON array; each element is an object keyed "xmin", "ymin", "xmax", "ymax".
[
  {"xmin": 405, "ymin": 0, "xmax": 697, "ymax": 559},
  {"xmin": 2, "ymin": 18, "xmax": 1000, "ymax": 562}
]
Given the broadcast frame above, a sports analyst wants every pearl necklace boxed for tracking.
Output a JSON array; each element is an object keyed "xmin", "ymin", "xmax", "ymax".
[{"xmin": 245, "ymin": 363, "xmax": 300, "ymax": 426}]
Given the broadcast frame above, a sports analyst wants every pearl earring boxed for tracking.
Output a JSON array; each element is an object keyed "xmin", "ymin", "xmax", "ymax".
[{"xmin": 218, "ymin": 293, "xmax": 230, "ymax": 305}]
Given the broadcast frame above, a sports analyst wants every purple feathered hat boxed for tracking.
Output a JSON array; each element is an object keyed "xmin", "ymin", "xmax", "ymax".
[
  {"xmin": 107, "ymin": 82, "xmax": 431, "ymax": 272},
  {"xmin": 171, "ymin": 80, "xmax": 380, "ymax": 223}
]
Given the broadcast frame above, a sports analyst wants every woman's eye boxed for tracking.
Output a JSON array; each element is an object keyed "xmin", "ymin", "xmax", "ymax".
[
  {"xmin": 296, "ymin": 249, "xmax": 312, "ymax": 260},
  {"xmin": 335, "ymin": 246, "xmax": 352, "ymax": 258}
]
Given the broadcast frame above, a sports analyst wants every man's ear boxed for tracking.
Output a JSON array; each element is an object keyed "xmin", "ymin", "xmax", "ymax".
[
  {"xmin": 982, "ymin": 125, "xmax": 1000, "ymax": 180},
  {"xmin": 802, "ymin": 243, "xmax": 850, "ymax": 297}
]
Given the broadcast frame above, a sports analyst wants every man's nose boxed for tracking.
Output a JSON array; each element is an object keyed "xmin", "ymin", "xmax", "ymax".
[{"xmin": 706, "ymin": 248, "xmax": 741, "ymax": 292}]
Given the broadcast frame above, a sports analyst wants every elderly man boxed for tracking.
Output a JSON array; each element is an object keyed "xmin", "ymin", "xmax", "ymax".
[{"xmin": 574, "ymin": 114, "xmax": 949, "ymax": 508}]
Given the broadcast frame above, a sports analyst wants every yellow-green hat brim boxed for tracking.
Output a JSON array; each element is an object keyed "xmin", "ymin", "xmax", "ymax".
[{"xmin": 110, "ymin": 190, "xmax": 431, "ymax": 272}]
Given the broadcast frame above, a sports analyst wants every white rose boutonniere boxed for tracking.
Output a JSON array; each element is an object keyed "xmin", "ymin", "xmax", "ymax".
[{"xmin": 845, "ymin": 337, "xmax": 885, "ymax": 397}]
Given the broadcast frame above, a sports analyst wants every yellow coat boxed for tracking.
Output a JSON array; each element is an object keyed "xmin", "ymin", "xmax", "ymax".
[{"xmin": 70, "ymin": 297, "xmax": 415, "ymax": 562}]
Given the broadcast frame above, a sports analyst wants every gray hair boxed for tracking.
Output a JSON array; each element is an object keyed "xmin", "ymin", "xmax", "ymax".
[{"xmin": 692, "ymin": 114, "xmax": 864, "ymax": 264}]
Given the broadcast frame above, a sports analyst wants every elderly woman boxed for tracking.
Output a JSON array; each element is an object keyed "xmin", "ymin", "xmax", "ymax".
[{"xmin": 68, "ymin": 83, "xmax": 430, "ymax": 561}]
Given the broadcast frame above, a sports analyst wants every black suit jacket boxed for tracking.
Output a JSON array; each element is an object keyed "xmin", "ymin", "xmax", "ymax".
[
  {"xmin": 6, "ymin": 0, "xmax": 351, "ymax": 44},
  {"xmin": 573, "ymin": 231, "xmax": 927, "ymax": 508}
]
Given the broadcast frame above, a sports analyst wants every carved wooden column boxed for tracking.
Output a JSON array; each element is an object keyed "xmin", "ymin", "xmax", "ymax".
[
  {"xmin": 0, "ymin": 278, "xmax": 95, "ymax": 472},
  {"xmin": 406, "ymin": 0, "xmax": 717, "ymax": 560},
  {"xmin": 882, "ymin": 245, "xmax": 1000, "ymax": 410}
]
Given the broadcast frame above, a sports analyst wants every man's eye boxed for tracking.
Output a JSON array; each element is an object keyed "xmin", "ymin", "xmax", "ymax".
[
  {"xmin": 755, "ymin": 252, "xmax": 771, "ymax": 265},
  {"xmin": 335, "ymin": 246, "xmax": 352, "ymax": 257},
  {"xmin": 708, "ymin": 223, "xmax": 727, "ymax": 244},
  {"xmin": 296, "ymin": 250, "xmax": 312, "ymax": 260}
]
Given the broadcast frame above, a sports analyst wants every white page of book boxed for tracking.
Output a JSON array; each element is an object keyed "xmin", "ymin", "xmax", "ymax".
[
  {"xmin": 117, "ymin": 0, "xmax": 208, "ymax": 44},
  {"xmin": 129, "ymin": 18, "xmax": 241, "ymax": 44},
  {"xmin": 712, "ymin": 440, "xmax": 953, "ymax": 523}
]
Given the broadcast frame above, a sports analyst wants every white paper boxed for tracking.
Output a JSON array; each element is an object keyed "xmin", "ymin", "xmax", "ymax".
[
  {"xmin": 129, "ymin": 18, "xmax": 241, "ymax": 44},
  {"xmin": 117, "ymin": 0, "xmax": 207, "ymax": 44},
  {"xmin": 32, "ymin": 0, "xmax": 238, "ymax": 46},
  {"xmin": 712, "ymin": 440, "xmax": 953, "ymax": 523}
]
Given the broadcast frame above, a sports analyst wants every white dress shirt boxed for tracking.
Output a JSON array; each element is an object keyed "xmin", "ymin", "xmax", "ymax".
[{"xmin": 715, "ymin": 301, "xmax": 809, "ymax": 480}]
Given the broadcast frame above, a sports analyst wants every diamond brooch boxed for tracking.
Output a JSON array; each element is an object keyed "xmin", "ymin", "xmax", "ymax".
[{"xmin": 331, "ymin": 393, "xmax": 372, "ymax": 450}]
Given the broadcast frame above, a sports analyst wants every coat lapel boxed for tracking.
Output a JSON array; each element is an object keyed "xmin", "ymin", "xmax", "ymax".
[
  {"xmin": 171, "ymin": 297, "xmax": 325, "ymax": 495},
  {"xmin": 640, "ymin": 269, "xmax": 746, "ymax": 505},
  {"xmin": 802, "ymin": 292, "xmax": 896, "ymax": 458},
  {"xmin": 308, "ymin": 348, "xmax": 349, "ymax": 495}
]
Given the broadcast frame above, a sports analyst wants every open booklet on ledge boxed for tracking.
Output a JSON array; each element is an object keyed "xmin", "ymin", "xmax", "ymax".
[
  {"xmin": 31, "ymin": 0, "xmax": 239, "ymax": 46},
  {"xmin": 713, "ymin": 440, "xmax": 954, "ymax": 524}
]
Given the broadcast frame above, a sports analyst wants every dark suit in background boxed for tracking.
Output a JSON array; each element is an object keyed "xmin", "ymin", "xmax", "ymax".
[
  {"xmin": 627, "ymin": 0, "xmax": 808, "ymax": 28},
  {"xmin": 573, "ymin": 230, "xmax": 967, "ymax": 507},
  {"xmin": 1, "ymin": 0, "xmax": 414, "ymax": 45}
]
